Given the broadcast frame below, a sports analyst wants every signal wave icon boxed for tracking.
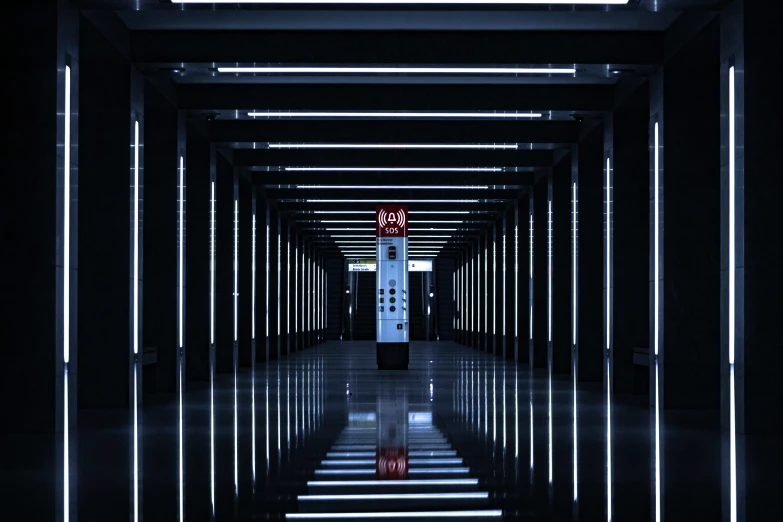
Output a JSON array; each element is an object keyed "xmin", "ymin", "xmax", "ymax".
[{"xmin": 378, "ymin": 209, "xmax": 406, "ymax": 228}]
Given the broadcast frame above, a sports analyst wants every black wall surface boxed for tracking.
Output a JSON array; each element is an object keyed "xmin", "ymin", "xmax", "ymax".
[{"xmin": 326, "ymin": 257, "xmax": 343, "ymax": 340}]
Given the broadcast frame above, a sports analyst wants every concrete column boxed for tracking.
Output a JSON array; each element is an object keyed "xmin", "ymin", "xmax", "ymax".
[
  {"xmin": 140, "ymin": 76, "xmax": 178, "ymax": 521},
  {"xmin": 533, "ymin": 174, "xmax": 549, "ymax": 369},
  {"xmin": 215, "ymin": 151, "xmax": 233, "ymax": 375},
  {"xmin": 663, "ymin": 16, "xmax": 722, "ymax": 522},
  {"xmin": 185, "ymin": 122, "xmax": 211, "ymax": 381},
  {"xmin": 239, "ymin": 174, "xmax": 252, "ymax": 368},
  {"xmin": 612, "ymin": 80, "xmax": 651, "ymax": 522},
  {"xmin": 553, "ymin": 153, "xmax": 572, "ymax": 375},
  {"xmin": 142, "ymin": 80, "xmax": 178, "ymax": 394},
  {"xmin": 577, "ymin": 125, "xmax": 604, "ymax": 383},
  {"xmin": 613, "ymin": 84, "xmax": 651, "ymax": 397}
]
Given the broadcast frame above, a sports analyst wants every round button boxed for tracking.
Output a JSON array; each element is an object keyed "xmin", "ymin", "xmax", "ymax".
[
  {"xmin": 389, "ymin": 306, "xmax": 396, "ymax": 312},
  {"xmin": 389, "ymin": 289, "xmax": 396, "ymax": 295},
  {"xmin": 388, "ymin": 280, "xmax": 397, "ymax": 287},
  {"xmin": 389, "ymin": 297, "xmax": 396, "ymax": 304}
]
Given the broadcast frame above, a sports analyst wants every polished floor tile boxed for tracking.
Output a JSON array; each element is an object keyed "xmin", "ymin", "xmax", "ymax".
[{"xmin": 62, "ymin": 340, "xmax": 767, "ymax": 521}]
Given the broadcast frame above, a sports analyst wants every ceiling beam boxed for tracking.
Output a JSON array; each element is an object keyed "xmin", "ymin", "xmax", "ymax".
[
  {"xmin": 263, "ymin": 188, "xmax": 519, "ymax": 200},
  {"xmin": 209, "ymin": 120, "xmax": 580, "ymax": 144},
  {"xmin": 178, "ymin": 83, "xmax": 614, "ymax": 111},
  {"xmin": 131, "ymin": 30, "xmax": 664, "ymax": 65},
  {"xmin": 233, "ymin": 148, "xmax": 552, "ymax": 168},
  {"xmin": 248, "ymin": 171, "xmax": 534, "ymax": 186}
]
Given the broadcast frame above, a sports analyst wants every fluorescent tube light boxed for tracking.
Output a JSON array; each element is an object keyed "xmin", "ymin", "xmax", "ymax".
[
  {"xmin": 307, "ymin": 199, "xmax": 480, "ymax": 203},
  {"xmin": 270, "ymin": 143, "xmax": 518, "ymax": 150},
  {"xmin": 220, "ymin": 66, "xmax": 575, "ymax": 75},
  {"xmin": 249, "ymin": 111, "xmax": 542, "ymax": 119},
  {"xmin": 177, "ymin": 1, "xmax": 628, "ymax": 5},
  {"xmin": 287, "ymin": 167, "xmax": 501, "ymax": 172},
  {"xmin": 296, "ymin": 184, "xmax": 490, "ymax": 189},
  {"xmin": 286, "ymin": 512, "xmax": 502, "ymax": 520}
]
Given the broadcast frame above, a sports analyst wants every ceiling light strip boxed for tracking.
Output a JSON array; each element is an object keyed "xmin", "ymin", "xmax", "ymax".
[
  {"xmin": 249, "ymin": 111, "xmax": 542, "ymax": 119},
  {"xmin": 220, "ymin": 66, "xmax": 575, "ymax": 75}
]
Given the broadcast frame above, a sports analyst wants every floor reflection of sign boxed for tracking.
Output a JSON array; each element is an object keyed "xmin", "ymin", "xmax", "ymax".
[{"xmin": 376, "ymin": 448, "xmax": 409, "ymax": 479}]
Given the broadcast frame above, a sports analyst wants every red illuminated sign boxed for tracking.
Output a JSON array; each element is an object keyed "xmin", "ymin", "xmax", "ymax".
[
  {"xmin": 376, "ymin": 448, "xmax": 409, "ymax": 479},
  {"xmin": 376, "ymin": 206, "xmax": 408, "ymax": 237}
]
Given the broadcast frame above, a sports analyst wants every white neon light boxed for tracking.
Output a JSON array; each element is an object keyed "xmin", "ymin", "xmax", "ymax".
[
  {"xmin": 221, "ymin": 66, "xmax": 576, "ymax": 75},
  {"xmin": 654, "ymin": 121, "xmax": 660, "ymax": 522},
  {"xmin": 286, "ymin": 511, "xmax": 502, "ymax": 520},
  {"xmin": 179, "ymin": 157, "xmax": 184, "ymax": 348},
  {"xmin": 574, "ymin": 360, "xmax": 578, "ymax": 501},
  {"xmin": 62, "ymin": 61, "xmax": 71, "ymax": 522},
  {"xmin": 270, "ymin": 143, "xmax": 518, "ymax": 150},
  {"xmin": 529, "ymin": 212, "xmax": 533, "ymax": 341},
  {"xmin": 134, "ymin": 120, "xmax": 139, "ymax": 355},
  {"xmin": 728, "ymin": 65, "xmax": 737, "ymax": 522},
  {"xmin": 250, "ymin": 111, "xmax": 542, "ymax": 119},
  {"xmin": 252, "ymin": 211, "xmax": 256, "ymax": 339},
  {"xmin": 63, "ymin": 64, "xmax": 71, "ymax": 365},
  {"xmin": 607, "ymin": 157, "xmax": 611, "ymax": 351},
  {"xmin": 288, "ymin": 167, "xmax": 500, "ymax": 172},
  {"xmin": 308, "ymin": 478, "xmax": 478, "ymax": 486},
  {"xmin": 308, "ymin": 199, "xmax": 481, "ymax": 203},
  {"xmin": 234, "ymin": 198, "xmax": 239, "ymax": 341},
  {"xmin": 573, "ymin": 182, "xmax": 577, "ymax": 346},
  {"xmin": 210, "ymin": 181, "xmax": 215, "ymax": 344},
  {"xmin": 296, "ymin": 184, "xmax": 490, "ymax": 189},
  {"xmin": 314, "ymin": 468, "xmax": 469, "ymax": 475},
  {"xmin": 299, "ymin": 493, "xmax": 486, "ymax": 501},
  {"xmin": 548, "ymin": 198, "xmax": 552, "ymax": 343},
  {"xmin": 177, "ymin": 0, "xmax": 629, "ymax": 6}
]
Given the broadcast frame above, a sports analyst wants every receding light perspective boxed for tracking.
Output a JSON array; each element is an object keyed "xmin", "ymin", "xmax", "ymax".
[{"xmin": 6, "ymin": 2, "xmax": 775, "ymax": 522}]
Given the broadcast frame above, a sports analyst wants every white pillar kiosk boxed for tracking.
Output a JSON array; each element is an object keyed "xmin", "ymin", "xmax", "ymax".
[{"xmin": 376, "ymin": 205, "xmax": 410, "ymax": 370}]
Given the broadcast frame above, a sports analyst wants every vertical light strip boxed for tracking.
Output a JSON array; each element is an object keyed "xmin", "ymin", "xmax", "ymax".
[
  {"xmin": 607, "ymin": 157, "xmax": 611, "ymax": 352},
  {"xmin": 529, "ymin": 213, "xmax": 533, "ymax": 341},
  {"xmin": 502, "ymin": 220, "xmax": 506, "ymax": 339},
  {"xmin": 493, "ymin": 230, "xmax": 496, "ymax": 338},
  {"xmin": 287, "ymin": 233, "xmax": 291, "ymax": 339},
  {"xmin": 606, "ymin": 156, "xmax": 612, "ymax": 522},
  {"xmin": 515, "ymin": 208, "xmax": 518, "ymax": 343},
  {"xmin": 132, "ymin": 119, "xmax": 140, "ymax": 522},
  {"xmin": 266, "ymin": 209, "xmax": 270, "ymax": 345},
  {"xmin": 178, "ymin": 155, "xmax": 185, "ymax": 522},
  {"xmin": 234, "ymin": 198, "xmax": 239, "ymax": 342},
  {"xmin": 654, "ymin": 121, "xmax": 661, "ymax": 522},
  {"xmin": 210, "ymin": 180, "xmax": 215, "ymax": 516},
  {"xmin": 278, "ymin": 223, "xmax": 281, "ymax": 339},
  {"xmin": 728, "ymin": 64, "xmax": 737, "ymax": 522},
  {"xmin": 64, "ymin": 65, "xmax": 71, "ymax": 365},
  {"xmin": 548, "ymin": 199, "xmax": 552, "ymax": 343},
  {"xmin": 211, "ymin": 182, "xmax": 216, "ymax": 345},
  {"xmin": 252, "ymin": 210, "xmax": 256, "ymax": 340},
  {"xmin": 134, "ymin": 120, "xmax": 140, "ymax": 355},
  {"xmin": 63, "ymin": 64, "xmax": 71, "ymax": 522},
  {"xmin": 573, "ymin": 183, "xmax": 577, "ymax": 346},
  {"xmin": 179, "ymin": 157, "xmax": 184, "ymax": 348},
  {"xmin": 234, "ymin": 194, "xmax": 239, "ymax": 495}
]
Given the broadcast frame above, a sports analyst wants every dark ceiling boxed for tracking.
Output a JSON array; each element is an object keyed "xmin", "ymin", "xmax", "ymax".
[{"xmin": 77, "ymin": 0, "xmax": 728, "ymax": 260}]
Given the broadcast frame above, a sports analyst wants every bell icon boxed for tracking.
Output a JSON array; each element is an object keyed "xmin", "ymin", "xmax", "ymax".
[{"xmin": 388, "ymin": 212, "xmax": 396, "ymax": 223}]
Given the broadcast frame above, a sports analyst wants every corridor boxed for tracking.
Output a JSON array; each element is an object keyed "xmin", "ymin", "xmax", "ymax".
[{"xmin": 64, "ymin": 341, "xmax": 726, "ymax": 521}]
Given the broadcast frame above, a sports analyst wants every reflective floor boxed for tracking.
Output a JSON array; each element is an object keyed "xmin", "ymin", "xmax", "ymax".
[{"xmin": 67, "ymin": 341, "xmax": 778, "ymax": 521}]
